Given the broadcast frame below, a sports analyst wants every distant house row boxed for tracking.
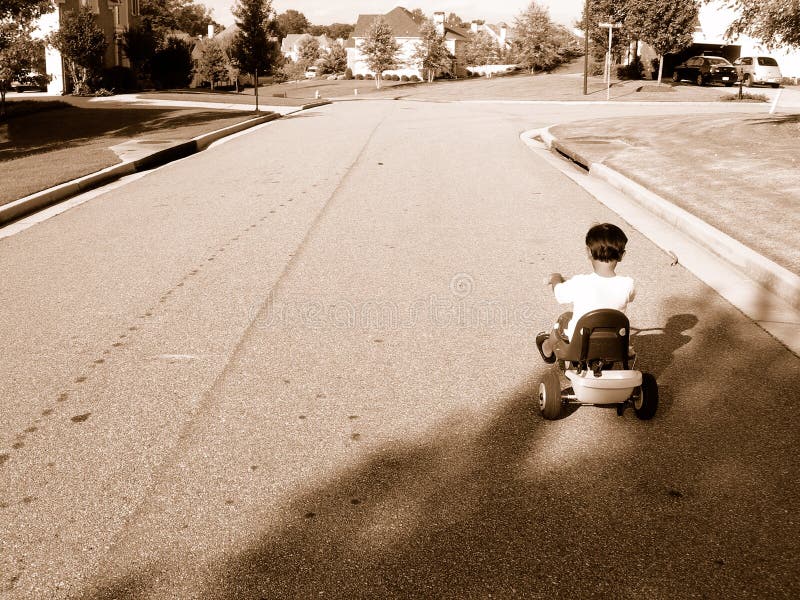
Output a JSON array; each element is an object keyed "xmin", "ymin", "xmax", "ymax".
[{"xmin": 34, "ymin": 1, "xmax": 800, "ymax": 95}]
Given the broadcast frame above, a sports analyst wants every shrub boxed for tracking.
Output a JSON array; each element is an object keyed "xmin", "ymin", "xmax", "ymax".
[
  {"xmin": 101, "ymin": 66, "xmax": 137, "ymax": 92},
  {"xmin": 355, "ymin": 73, "xmax": 364, "ymax": 80},
  {"xmin": 616, "ymin": 57, "xmax": 644, "ymax": 81},
  {"xmin": 400, "ymin": 75, "xmax": 409, "ymax": 82},
  {"xmin": 151, "ymin": 37, "xmax": 193, "ymax": 89},
  {"xmin": 588, "ymin": 61, "xmax": 605, "ymax": 76},
  {"xmin": 720, "ymin": 92, "xmax": 768, "ymax": 102},
  {"xmin": 365, "ymin": 73, "xmax": 374, "ymax": 80},
  {"xmin": 345, "ymin": 67, "xmax": 353, "ymax": 80},
  {"xmin": 393, "ymin": 74, "xmax": 400, "ymax": 81},
  {"xmin": 410, "ymin": 74, "xmax": 420, "ymax": 82}
]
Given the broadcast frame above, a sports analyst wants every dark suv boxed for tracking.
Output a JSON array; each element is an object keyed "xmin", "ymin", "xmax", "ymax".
[{"xmin": 672, "ymin": 56, "xmax": 738, "ymax": 87}]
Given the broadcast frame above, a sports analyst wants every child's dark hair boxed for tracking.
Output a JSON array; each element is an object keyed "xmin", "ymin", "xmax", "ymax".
[{"xmin": 585, "ymin": 223, "xmax": 627, "ymax": 262}]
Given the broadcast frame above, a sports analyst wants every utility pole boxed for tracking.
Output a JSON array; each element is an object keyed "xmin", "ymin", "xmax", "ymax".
[{"xmin": 583, "ymin": 0, "xmax": 590, "ymax": 95}]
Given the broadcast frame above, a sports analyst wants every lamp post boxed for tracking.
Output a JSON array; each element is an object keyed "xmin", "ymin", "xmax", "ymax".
[{"xmin": 598, "ymin": 22, "xmax": 621, "ymax": 100}]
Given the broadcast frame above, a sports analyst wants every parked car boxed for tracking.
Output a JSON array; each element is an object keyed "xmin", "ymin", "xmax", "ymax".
[
  {"xmin": 672, "ymin": 56, "xmax": 738, "ymax": 86},
  {"xmin": 733, "ymin": 56, "xmax": 782, "ymax": 88},
  {"xmin": 304, "ymin": 66, "xmax": 318, "ymax": 79},
  {"xmin": 10, "ymin": 71, "xmax": 48, "ymax": 92}
]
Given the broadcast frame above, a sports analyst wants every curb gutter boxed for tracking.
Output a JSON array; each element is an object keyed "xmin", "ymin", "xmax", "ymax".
[
  {"xmin": 533, "ymin": 126, "xmax": 800, "ymax": 313},
  {"xmin": 0, "ymin": 102, "xmax": 329, "ymax": 228}
]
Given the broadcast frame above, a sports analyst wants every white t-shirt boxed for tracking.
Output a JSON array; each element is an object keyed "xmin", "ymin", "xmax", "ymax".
[{"xmin": 553, "ymin": 273, "xmax": 636, "ymax": 340}]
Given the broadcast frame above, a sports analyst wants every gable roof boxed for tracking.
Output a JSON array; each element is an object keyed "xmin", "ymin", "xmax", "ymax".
[
  {"xmin": 353, "ymin": 7, "xmax": 422, "ymax": 38},
  {"xmin": 352, "ymin": 7, "xmax": 468, "ymax": 41}
]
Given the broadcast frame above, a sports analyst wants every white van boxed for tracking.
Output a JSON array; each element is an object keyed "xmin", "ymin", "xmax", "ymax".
[{"xmin": 733, "ymin": 56, "xmax": 782, "ymax": 88}]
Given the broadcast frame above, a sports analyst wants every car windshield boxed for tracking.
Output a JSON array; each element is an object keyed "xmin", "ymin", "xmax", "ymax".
[
  {"xmin": 758, "ymin": 57, "xmax": 779, "ymax": 66},
  {"xmin": 707, "ymin": 57, "xmax": 732, "ymax": 66}
]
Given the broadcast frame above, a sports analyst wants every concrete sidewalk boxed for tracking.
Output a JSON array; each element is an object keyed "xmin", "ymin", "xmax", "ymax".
[
  {"xmin": 525, "ymin": 126, "xmax": 800, "ymax": 356},
  {"xmin": 0, "ymin": 99, "xmax": 331, "ymax": 227}
]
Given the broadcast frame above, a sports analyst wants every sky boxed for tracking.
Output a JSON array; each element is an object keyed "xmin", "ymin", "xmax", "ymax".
[{"xmin": 203, "ymin": 1, "xmax": 587, "ymax": 29}]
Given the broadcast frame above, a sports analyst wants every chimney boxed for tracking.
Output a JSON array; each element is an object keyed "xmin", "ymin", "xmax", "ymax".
[
  {"xmin": 499, "ymin": 23, "xmax": 507, "ymax": 46},
  {"xmin": 471, "ymin": 21, "xmax": 478, "ymax": 34},
  {"xmin": 433, "ymin": 12, "xmax": 445, "ymax": 36},
  {"xmin": 208, "ymin": 24, "xmax": 214, "ymax": 39}
]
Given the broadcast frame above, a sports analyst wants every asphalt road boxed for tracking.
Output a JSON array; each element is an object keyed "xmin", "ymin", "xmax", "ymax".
[{"xmin": 1, "ymin": 99, "xmax": 798, "ymax": 599}]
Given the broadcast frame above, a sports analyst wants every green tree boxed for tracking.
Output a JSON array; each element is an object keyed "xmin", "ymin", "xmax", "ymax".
[
  {"xmin": 412, "ymin": 19, "xmax": 452, "ymax": 82},
  {"xmin": 318, "ymin": 40, "xmax": 347, "ymax": 75},
  {"xmin": 359, "ymin": 17, "xmax": 400, "ymax": 88},
  {"xmin": 0, "ymin": 21, "xmax": 42, "ymax": 117},
  {"xmin": 513, "ymin": 1, "xmax": 568, "ymax": 72},
  {"xmin": 275, "ymin": 9, "xmax": 309, "ymax": 38},
  {"xmin": 140, "ymin": 0, "xmax": 219, "ymax": 44},
  {"xmin": 195, "ymin": 37, "xmax": 228, "ymax": 89},
  {"xmin": 274, "ymin": 60, "xmax": 306, "ymax": 83},
  {"xmin": 627, "ymin": 0, "xmax": 698, "ymax": 84},
  {"xmin": 231, "ymin": 0, "xmax": 279, "ymax": 107},
  {"xmin": 446, "ymin": 12, "xmax": 468, "ymax": 28},
  {"xmin": 0, "ymin": 0, "xmax": 52, "ymax": 22},
  {"xmin": 121, "ymin": 24, "xmax": 157, "ymax": 82},
  {"xmin": 409, "ymin": 8, "xmax": 426, "ymax": 22},
  {"xmin": 151, "ymin": 35, "xmax": 193, "ymax": 88},
  {"xmin": 711, "ymin": 0, "xmax": 800, "ymax": 48},
  {"xmin": 48, "ymin": 6, "xmax": 107, "ymax": 95},
  {"xmin": 463, "ymin": 30, "xmax": 500, "ymax": 66},
  {"xmin": 581, "ymin": 0, "xmax": 630, "ymax": 63},
  {"xmin": 297, "ymin": 35, "xmax": 320, "ymax": 65},
  {"xmin": 326, "ymin": 23, "xmax": 354, "ymax": 40}
]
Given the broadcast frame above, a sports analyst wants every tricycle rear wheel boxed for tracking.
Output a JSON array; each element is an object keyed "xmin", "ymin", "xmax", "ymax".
[
  {"xmin": 538, "ymin": 371, "xmax": 562, "ymax": 420},
  {"xmin": 634, "ymin": 372, "xmax": 658, "ymax": 420}
]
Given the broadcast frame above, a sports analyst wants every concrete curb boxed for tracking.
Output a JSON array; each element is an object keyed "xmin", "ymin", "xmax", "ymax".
[
  {"xmin": 0, "ymin": 103, "xmax": 331, "ymax": 227},
  {"xmin": 529, "ymin": 126, "xmax": 800, "ymax": 313}
]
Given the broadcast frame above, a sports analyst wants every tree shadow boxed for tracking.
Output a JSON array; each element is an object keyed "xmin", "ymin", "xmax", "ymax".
[
  {"xmin": 77, "ymin": 294, "xmax": 800, "ymax": 599},
  {"xmin": 0, "ymin": 106, "xmax": 251, "ymax": 162}
]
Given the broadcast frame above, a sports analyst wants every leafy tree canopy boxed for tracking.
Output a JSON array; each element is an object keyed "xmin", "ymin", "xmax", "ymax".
[
  {"xmin": 0, "ymin": 0, "xmax": 52, "ymax": 23},
  {"xmin": 48, "ymin": 6, "xmax": 107, "ymax": 94},
  {"xmin": 275, "ymin": 9, "xmax": 309, "ymax": 38},
  {"xmin": 231, "ymin": 0, "xmax": 280, "ymax": 76},
  {"xmin": 359, "ymin": 17, "xmax": 400, "ymax": 87},
  {"xmin": 412, "ymin": 18, "xmax": 452, "ymax": 81},
  {"xmin": 711, "ymin": 0, "xmax": 800, "ymax": 48},
  {"xmin": 626, "ymin": 0, "xmax": 697, "ymax": 56},
  {"xmin": 140, "ymin": 0, "xmax": 219, "ymax": 43}
]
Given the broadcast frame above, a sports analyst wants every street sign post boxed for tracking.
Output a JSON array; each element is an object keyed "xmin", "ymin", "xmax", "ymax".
[{"xmin": 599, "ymin": 22, "xmax": 621, "ymax": 101}]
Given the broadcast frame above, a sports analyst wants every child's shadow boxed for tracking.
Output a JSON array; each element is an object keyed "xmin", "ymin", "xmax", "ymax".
[
  {"xmin": 630, "ymin": 314, "xmax": 698, "ymax": 410},
  {"xmin": 631, "ymin": 314, "xmax": 697, "ymax": 378}
]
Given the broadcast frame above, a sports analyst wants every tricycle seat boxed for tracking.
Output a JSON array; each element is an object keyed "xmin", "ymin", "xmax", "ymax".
[{"xmin": 554, "ymin": 309, "xmax": 632, "ymax": 372}]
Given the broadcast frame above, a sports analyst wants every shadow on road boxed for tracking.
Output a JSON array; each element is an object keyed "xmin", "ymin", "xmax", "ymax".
[
  {"xmin": 0, "ymin": 105, "xmax": 250, "ymax": 161},
  {"xmin": 78, "ymin": 292, "xmax": 799, "ymax": 599}
]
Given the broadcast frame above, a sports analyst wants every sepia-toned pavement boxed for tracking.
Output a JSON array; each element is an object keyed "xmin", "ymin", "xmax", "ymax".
[{"xmin": 1, "ymin": 99, "xmax": 798, "ymax": 598}]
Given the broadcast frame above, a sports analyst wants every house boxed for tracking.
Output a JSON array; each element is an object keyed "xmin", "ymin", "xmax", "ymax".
[
  {"xmin": 346, "ymin": 8, "xmax": 469, "ymax": 78},
  {"xmin": 37, "ymin": 0, "xmax": 142, "ymax": 94},
  {"xmin": 468, "ymin": 21, "xmax": 513, "ymax": 52},
  {"xmin": 281, "ymin": 33, "xmax": 334, "ymax": 63}
]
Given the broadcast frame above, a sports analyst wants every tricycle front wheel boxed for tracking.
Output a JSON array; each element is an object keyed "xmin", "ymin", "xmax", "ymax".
[{"xmin": 539, "ymin": 371, "xmax": 562, "ymax": 420}]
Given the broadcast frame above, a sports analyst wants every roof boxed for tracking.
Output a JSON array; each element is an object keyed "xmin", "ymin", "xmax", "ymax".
[
  {"xmin": 281, "ymin": 33, "xmax": 334, "ymax": 53},
  {"xmin": 352, "ymin": 7, "xmax": 467, "ymax": 41}
]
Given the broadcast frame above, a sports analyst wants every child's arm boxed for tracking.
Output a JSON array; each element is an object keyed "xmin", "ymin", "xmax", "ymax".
[{"xmin": 544, "ymin": 272, "xmax": 565, "ymax": 288}]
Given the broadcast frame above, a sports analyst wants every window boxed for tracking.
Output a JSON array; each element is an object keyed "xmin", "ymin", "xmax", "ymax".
[
  {"xmin": 131, "ymin": 0, "xmax": 140, "ymax": 16},
  {"xmin": 80, "ymin": 0, "xmax": 100, "ymax": 14},
  {"xmin": 758, "ymin": 57, "xmax": 778, "ymax": 66}
]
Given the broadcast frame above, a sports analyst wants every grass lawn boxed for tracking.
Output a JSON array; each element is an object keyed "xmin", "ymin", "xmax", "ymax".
[
  {"xmin": 550, "ymin": 114, "xmax": 800, "ymax": 275},
  {"xmin": 0, "ymin": 99, "xmax": 254, "ymax": 205}
]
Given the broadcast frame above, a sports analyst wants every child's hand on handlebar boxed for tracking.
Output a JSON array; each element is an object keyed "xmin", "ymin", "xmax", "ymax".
[{"xmin": 544, "ymin": 272, "xmax": 564, "ymax": 287}]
